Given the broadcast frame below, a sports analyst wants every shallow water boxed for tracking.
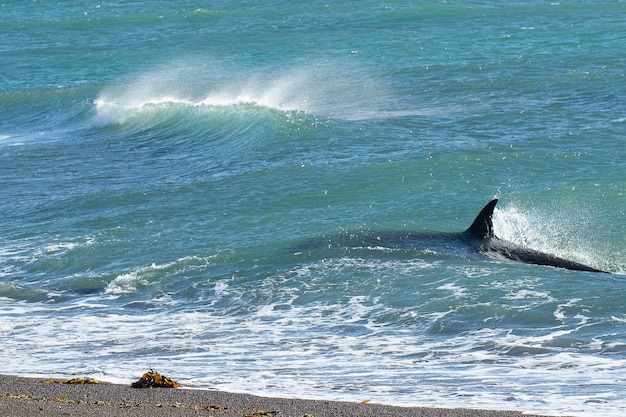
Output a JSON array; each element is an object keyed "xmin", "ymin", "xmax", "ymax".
[{"xmin": 1, "ymin": 2, "xmax": 625, "ymax": 416}]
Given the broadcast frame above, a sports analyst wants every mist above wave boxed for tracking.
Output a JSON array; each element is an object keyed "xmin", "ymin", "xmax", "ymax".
[{"xmin": 93, "ymin": 58, "xmax": 396, "ymax": 126}]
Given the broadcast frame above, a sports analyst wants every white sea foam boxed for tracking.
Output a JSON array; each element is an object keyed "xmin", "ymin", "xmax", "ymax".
[
  {"xmin": 437, "ymin": 282, "xmax": 468, "ymax": 298},
  {"xmin": 104, "ymin": 272, "xmax": 144, "ymax": 295},
  {"xmin": 3, "ymin": 255, "xmax": 626, "ymax": 416},
  {"xmin": 104, "ymin": 257, "xmax": 210, "ymax": 296},
  {"xmin": 3, "ymin": 296, "xmax": 626, "ymax": 416}
]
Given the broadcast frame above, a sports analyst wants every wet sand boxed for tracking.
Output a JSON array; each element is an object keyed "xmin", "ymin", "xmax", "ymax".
[{"xmin": 0, "ymin": 374, "xmax": 560, "ymax": 417}]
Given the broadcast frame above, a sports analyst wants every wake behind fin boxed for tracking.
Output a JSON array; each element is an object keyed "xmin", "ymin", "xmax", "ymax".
[{"xmin": 466, "ymin": 199, "xmax": 498, "ymax": 239}]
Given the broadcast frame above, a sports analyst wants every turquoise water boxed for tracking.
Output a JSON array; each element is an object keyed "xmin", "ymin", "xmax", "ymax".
[{"xmin": 1, "ymin": 2, "xmax": 625, "ymax": 415}]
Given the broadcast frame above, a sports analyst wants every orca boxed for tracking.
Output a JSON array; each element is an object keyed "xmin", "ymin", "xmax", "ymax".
[
  {"xmin": 463, "ymin": 199, "xmax": 608, "ymax": 273},
  {"xmin": 301, "ymin": 199, "xmax": 608, "ymax": 273}
]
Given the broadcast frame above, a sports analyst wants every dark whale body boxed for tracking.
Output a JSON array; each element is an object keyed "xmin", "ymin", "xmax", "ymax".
[
  {"xmin": 463, "ymin": 199, "xmax": 607, "ymax": 273},
  {"xmin": 306, "ymin": 199, "xmax": 608, "ymax": 273}
]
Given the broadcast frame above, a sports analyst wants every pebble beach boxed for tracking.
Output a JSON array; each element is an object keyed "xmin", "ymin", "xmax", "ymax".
[{"xmin": 0, "ymin": 374, "xmax": 560, "ymax": 417}]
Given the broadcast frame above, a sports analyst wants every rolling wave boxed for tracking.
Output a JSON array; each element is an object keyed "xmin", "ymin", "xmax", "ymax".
[
  {"xmin": 92, "ymin": 58, "xmax": 404, "ymax": 128},
  {"xmin": 0, "ymin": 88, "xmax": 95, "ymax": 145}
]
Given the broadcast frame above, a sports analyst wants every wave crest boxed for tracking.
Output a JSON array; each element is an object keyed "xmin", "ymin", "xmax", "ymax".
[{"xmin": 93, "ymin": 59, "xmax": 395, "ymax": 126}]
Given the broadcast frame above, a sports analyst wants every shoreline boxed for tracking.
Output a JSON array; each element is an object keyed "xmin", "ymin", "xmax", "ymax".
[{"xmin": 0, "ymin": 374, "xmax": 561, "ymax": 417}]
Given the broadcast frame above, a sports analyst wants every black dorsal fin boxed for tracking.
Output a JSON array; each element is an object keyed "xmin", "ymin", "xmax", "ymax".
[{"xmin": 466, "ymin": 199, "xmax": 498, "ymax": 239}]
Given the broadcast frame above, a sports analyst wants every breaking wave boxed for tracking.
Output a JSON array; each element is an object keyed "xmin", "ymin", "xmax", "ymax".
[{"xmin": 93, "ymin": 58, "xmax": 400, "ymax": 126}]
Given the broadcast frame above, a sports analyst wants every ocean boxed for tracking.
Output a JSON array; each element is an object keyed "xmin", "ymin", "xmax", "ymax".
[{"xmin": 1, "ymin": 1, "xmax": 625, "ymax": 415}]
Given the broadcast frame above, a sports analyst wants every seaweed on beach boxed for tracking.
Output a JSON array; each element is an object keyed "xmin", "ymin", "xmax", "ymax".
[
  {"xmin": 42, "ymin": 378, "xmax": 99, "ymax": 384},
  {"xmin": 131, "ymin": 369, "xmax": 180, "ymax": 388},
  {"xmin": 63, "ymin": 378, "xmax": 99, "ymax": 384}
]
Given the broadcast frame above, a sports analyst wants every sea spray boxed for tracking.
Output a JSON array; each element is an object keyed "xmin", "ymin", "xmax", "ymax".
[
  {"xmin": 3, "ymin": 2, "xmax": 626, "ymax": 416},
  {"xmin": 93, "ymin": 57, "xmax": 397, "ymax": 127},
  {"xmin": 493, "ymin": 201, "xmax": 608, "ymax": 270}
]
